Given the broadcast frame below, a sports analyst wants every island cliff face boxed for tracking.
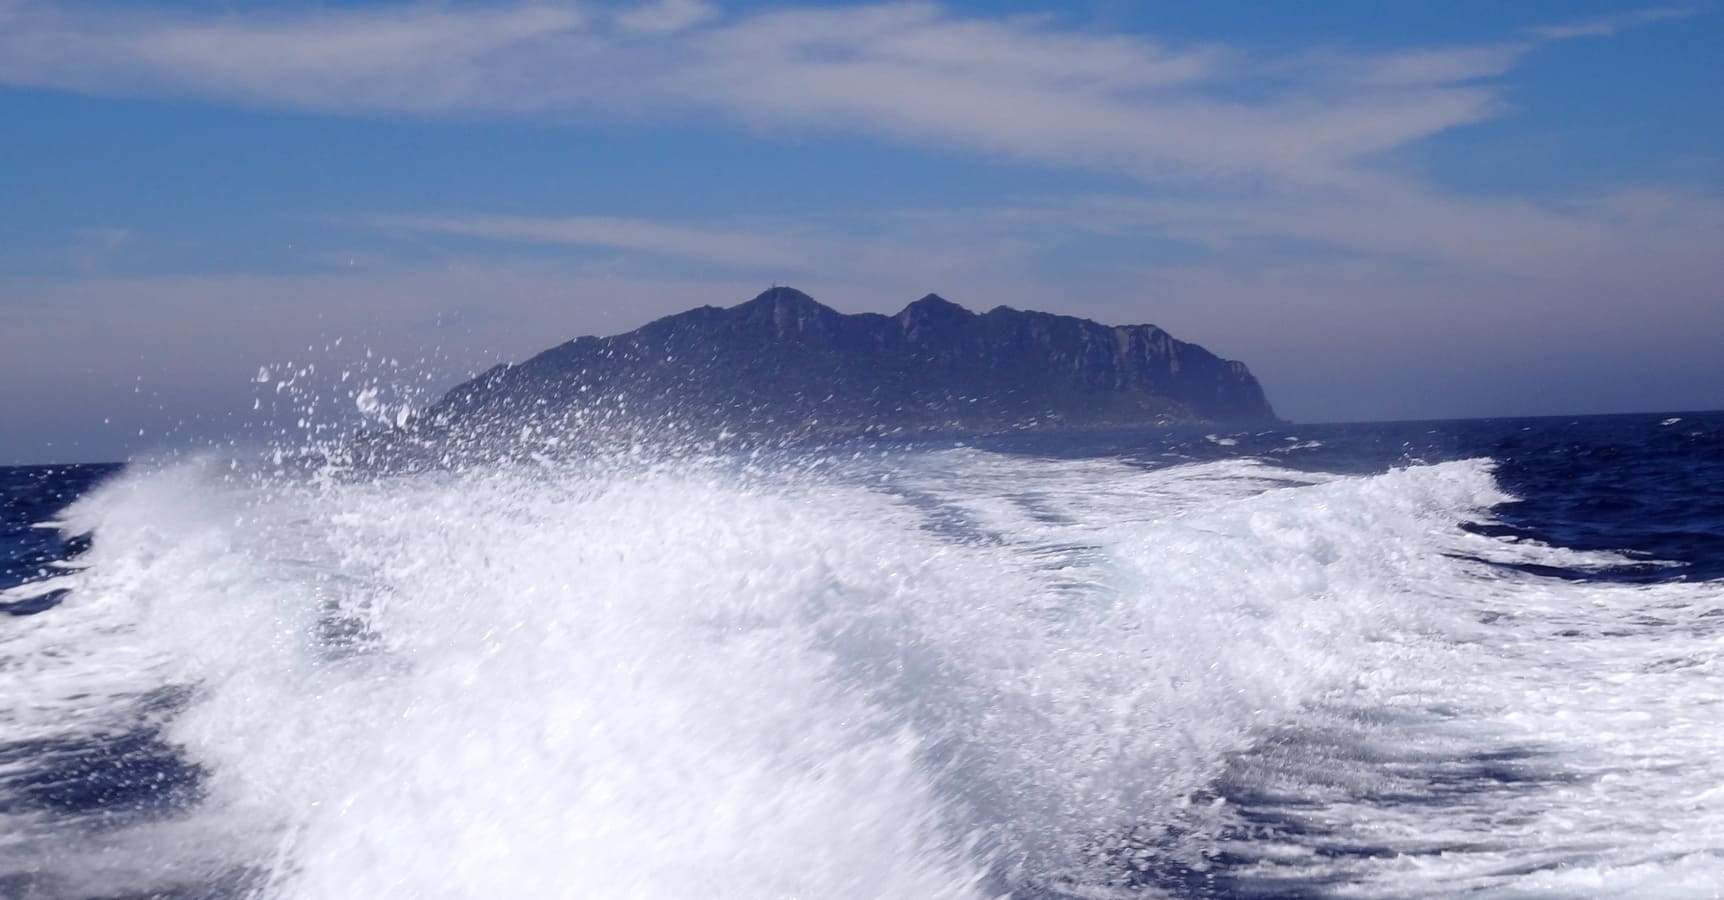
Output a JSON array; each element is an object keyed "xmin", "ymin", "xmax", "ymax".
[{"xmin": 423, "ymin": 287, "xmax": 1277, "ymax": 443}]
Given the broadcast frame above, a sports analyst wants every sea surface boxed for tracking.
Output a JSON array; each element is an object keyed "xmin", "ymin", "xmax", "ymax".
[{"xmin": 2, "ymin": 412, "xmax": 1722, "ymax": 898}]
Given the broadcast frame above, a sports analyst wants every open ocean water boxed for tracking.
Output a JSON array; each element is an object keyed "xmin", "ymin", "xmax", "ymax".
[{"xmin": 2, "ymin": 411, "xmax": 1722, "ymax": 899}]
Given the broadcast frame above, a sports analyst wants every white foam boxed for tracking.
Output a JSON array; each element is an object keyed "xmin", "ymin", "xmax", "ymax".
[
  {"xmin": 2, "ymin": 450, "xmax": 1719, "ymax": 897},
  {"xmin": 0, "ymin": 576, "xmax": 74, "ymax": 603}
]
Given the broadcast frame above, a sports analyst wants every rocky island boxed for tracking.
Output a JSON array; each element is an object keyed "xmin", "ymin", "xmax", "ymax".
[{"xmin": 388, "ymin": 286, "xmax": 1277, "ymax": 457}]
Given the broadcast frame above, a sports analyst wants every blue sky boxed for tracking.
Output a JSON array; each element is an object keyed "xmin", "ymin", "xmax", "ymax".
[{"xmin": 1, "ymin": 0, "xmax": 1720, "ymax": 462}]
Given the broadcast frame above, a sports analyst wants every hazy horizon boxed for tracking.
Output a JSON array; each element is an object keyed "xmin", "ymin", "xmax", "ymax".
[
  {"xmin": 3, "ymin": 0, "xmax": 1720, "ymax": 464},
  {"xmin": 8, "ymin": 283, "xmax": 1724, "ymax": 465}
]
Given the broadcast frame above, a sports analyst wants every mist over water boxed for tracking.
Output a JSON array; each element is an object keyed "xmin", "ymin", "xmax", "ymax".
[{"xmin": 3, "ymin": 414, "xmax": 1723, "ymax": 898}]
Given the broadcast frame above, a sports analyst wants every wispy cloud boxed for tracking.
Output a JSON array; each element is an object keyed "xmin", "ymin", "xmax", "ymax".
[
  {"xmin": 1065, "ymin": 178, "xmax": 1724, "ymax": 282},
  {"xmin": 0, "ymin": 0, "xmax": 1564, "ymax": 187},
  {"xmin": 66, "ymin": 225, "xmax": 135, "ymax": 275},
  {"xmin": 1529, "ymin": 7, "xmax": 1693, "ymax": 41},
  {"xmin": 0, "ymin": 0, "xmax": 1694, "ymax": 191},
  {"xmin": 0, "ymin": 2, "xmax": 591, "ymax": 112},
  {"xmin": 2, "ymin": 1, "xmax": 1688, "ymax": 188},
  {"xmin": 614, "ymin": 0, "xmax": 720, "ymax": 35},
  {"xmin": 1343, "ymin": 43, "xmax": 1528, "ymax": 87},
  {"xmin": 5, "ymin": 1, "xmax": 1706, "ymax": 294},
  {"xmin": 77, "ymin": 226, "xmax": 131, "ymax": 250},
  {"xmin": 2, "ymin": 0, "xmax": 1714, "ymax": 448},
  {"xmin": 362, "ymin": 209, "xmax": 1044, "ymax": 292},
  {"xmin": 371, "ymin": 213, "xmax": 809, "ymax": 271}
]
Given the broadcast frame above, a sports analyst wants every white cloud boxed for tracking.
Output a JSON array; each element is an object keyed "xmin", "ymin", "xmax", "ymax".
[
  {"xmin": 1065, "ymin": 175, "xmax": 1724, "ymax": 289},
  {"xmin": 363, "ymin": 209, "xmax": 1044, "ymax": 293},
  {"xmin": 2, "ymin": 0, "xmax": 1707, "ymax": 295},
  {"xmin": 0, "ymin": 1, "xmax": 1695, "ymax": 190},
  {"xmin": 0, "ymin": 3, "xmax": 592, "ymax": 112},
  {"xmin": 614, "ymin": 0, "xmax": 719, "ymax": 35},
  {"xmin": 1345, "ymin": 43, "xmax": 1529, "ymax": 86},
  {"xmin": 372, "ymin": 212, "xmax": 808, "ymax": 271},
  {"xmin": 0, "ymin": 0, "xmax": 1547, "ymax": 187},
  {"xmin": 2, "ymin": 0, "xmax": 1715, "ymax": 438},
  {"xmin": 1529, "ymin": 7, "xmax": 1692, "ymax": 41},
  {"xmin": 78, "ymin": 226, "xmax": 131, "ymax": 249}
]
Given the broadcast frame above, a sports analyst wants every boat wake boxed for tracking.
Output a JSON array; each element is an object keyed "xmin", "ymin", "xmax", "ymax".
[{"xmin": 2, "ymin": 448, "xmax": 1721, "ymax": 898}]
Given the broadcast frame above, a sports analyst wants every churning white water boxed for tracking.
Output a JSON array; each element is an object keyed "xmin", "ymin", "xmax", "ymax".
[{"xmin": 2, "ymin": 449, "xmax": 1722, "ymax": 897}]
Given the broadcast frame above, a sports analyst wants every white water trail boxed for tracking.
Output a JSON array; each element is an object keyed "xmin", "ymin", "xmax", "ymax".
[{"xmin": 2, "ymin": 450, "xmax": 1719, "ymax": 897}]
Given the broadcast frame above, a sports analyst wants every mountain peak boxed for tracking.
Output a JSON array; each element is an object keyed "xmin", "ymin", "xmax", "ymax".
[
  {"xmin": 738, "ymin": 285, "xmax": 823, "ymax": 311},
  {"xmin": 900, "ymin": 293, "xmax": 971, "ymax": 317},
  {"xmin": 730, "ymin": 285, "xmax": 841, "ymax": 339}
]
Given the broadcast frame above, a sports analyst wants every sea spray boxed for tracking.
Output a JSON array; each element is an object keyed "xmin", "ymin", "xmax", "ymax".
[{"xmin": 5, "ymin": 445, "xmax": 1552, "ymax": 898}]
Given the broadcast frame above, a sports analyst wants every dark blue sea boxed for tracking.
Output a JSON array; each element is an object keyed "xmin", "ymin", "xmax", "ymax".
[{"xmin": 3, "ymin": 411, "xmax": 1722, "ymax": 898}]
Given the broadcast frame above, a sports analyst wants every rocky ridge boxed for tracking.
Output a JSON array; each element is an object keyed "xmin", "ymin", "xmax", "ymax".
[{"xmin": 411, "ymin": 286, "xmax": 1278, "ymax": 449}]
